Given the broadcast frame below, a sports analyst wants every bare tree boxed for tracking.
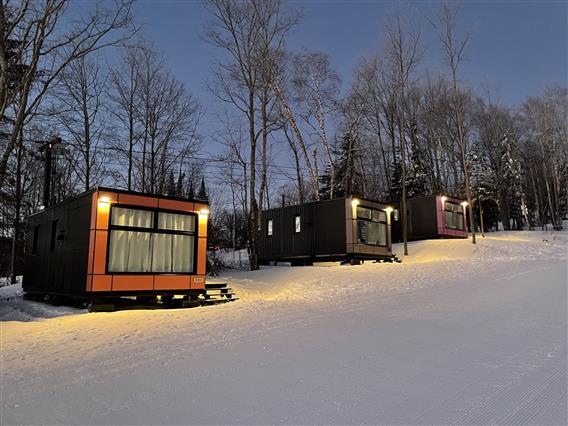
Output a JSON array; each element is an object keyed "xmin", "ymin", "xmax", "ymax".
[
  {"xmin": 108, "ymin": 43, "xmax": 142, "ymax": 190},
  {"xmin": 0, "ymin": 0, "xmax": 136, "ymax": 192},
  {"xmin": 291, "ymin": 50, "xmax": 340, "ymax": 198},
  {"xmin": 272, "ymin": 68, "xmax": 320, "ymax": 200},
  {"xmin": 49, "ymin": 55, "xmax": 107, "ymax": 191},
  {"xmin": 384, "ymin": 14, "xmax": 422, "ymax": 256},
  {"xmin": 204, "ymin": 0, "xmax": 298, "ymax": 270},
  {"xmin": 433, "ymin": 3, "xmax": 476, "ymax": 243},
  {"xmin": 135, "ymin": 44, "xmax": 202, "ymax": 193}
]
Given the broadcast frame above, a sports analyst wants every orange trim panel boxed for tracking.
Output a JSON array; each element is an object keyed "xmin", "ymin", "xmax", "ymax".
[
  {"xmin": 91, "ymin": 275, "xmax": 112, "ymax": 292},
  {"xmin": 119, "ymin": 193, "xmax": 159, "ymax": 208},
  {"xmin": 159, "ymin": 198, "xmax": 194, "ymax": 212},
  {"xmin": 196, "ymin": 238, "xmax": 207, "ymax": 274},
  {"xmin": 112, "ymin": 275, "xmax": 153, "ymax": 291},
  {"xmin": 93, "ymin": 230, "xmax": 108, "ymax": 274},
  {"xmin": 154, "ymin": 275, "xmax": 191, "ymax": 290}
]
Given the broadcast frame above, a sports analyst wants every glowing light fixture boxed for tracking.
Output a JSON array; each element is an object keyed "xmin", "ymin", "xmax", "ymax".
[
  {"xmin": 98, "ymin": 196, "xmax": 111, "ymax": 204},
  {"xmin": 199, "ymin": 208, "xmax": 210, "ymax": 216},
  {"xmin": 384, "ymin": 206, "xmax": 394, "ymax": 213},
  {"xmin": 441, "ymin": 195, "xmax": 447, "ymax": 203},
  {"xmin": 351, "ymin": 198, "xmax": 360, "ymax": 207},
  {"xmin": 461, "ymin": 201, "xmax": 468, "ymax": 208}
]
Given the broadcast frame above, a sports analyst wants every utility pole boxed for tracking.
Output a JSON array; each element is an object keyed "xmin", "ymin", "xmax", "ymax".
[
  {"xmin": 9, "ymin": 132, "xmax": 23, "ymax": 285},
  {"xmin": 38, "ymin": 137, "xmax": 61, "ymax": 208}
]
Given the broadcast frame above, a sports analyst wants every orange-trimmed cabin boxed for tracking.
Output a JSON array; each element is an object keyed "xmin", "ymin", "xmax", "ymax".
[{"xmin": 22, "ymin": 187, "xmax": 208, "ymax": 301}]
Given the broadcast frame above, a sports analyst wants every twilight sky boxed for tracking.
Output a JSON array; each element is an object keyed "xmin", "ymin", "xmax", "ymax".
[
  {"xmin": 133, "ymin": 0, "xmax": 566, "ymax": 107},
  {"xmin": 129, "ymin": 0, "xmax": 567, "ymax": 173}
]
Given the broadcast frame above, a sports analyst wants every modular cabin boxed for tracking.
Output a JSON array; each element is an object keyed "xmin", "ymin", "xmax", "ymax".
[
  {"xmin": 23, "ymin": 187, "xmax": 208, "ymax": 301},
  {"xmin": 258, "ymin": 197, "xmax": 395, "ymax": 265},
  {"xmin": 391, "ymin": 195, "xmax": 468, "ymax": 242}
]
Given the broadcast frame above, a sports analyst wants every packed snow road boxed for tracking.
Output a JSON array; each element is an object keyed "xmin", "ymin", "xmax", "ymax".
[{"xmin": 1, "ymin": 232, "xmax": 566, "ymax": 425}]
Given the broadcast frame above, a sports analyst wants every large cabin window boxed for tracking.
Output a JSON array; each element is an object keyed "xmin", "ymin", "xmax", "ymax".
[
  {"xmin": 444, "ymin": 201, "xmax": 465, "ymax": 230},
  {"xmin": 356, "ymin": 206, "xmax": 387, "ymax": 246},
  {"xmin": 267, "ymin": 219, "xmax": 273, "ymax": 236},
  {"xmin": 107, "ymin": 206, "xmax": 196, "ymax": 274}
]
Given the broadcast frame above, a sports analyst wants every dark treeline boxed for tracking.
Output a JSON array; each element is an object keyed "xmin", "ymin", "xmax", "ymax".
[{"xmin": 1, "ymin": 1, "xmax": 566, "ymax": 278}]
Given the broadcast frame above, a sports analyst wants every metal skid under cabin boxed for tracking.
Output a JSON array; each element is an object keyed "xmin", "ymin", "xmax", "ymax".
[
  {"xmin": 259, "ymin": 197, "xmax": 395, "ymax": 264},
  {"xmin": 22, "ymin": 187, "xmax": 211, "ymax": 302},
  {"xmin": 391, "ymin": 195, "xmax": 468, "ymax": 243}
]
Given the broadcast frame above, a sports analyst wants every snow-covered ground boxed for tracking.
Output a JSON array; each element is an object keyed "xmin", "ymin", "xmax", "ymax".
[{"xmin": 1, "ymin": 231, "xmax": 566, "ymax": 425}]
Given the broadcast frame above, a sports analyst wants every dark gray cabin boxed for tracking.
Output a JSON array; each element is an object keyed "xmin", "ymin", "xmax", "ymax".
[{"xmin": 258, "ymin": 197, "xmax": 394, "ymax": 264}]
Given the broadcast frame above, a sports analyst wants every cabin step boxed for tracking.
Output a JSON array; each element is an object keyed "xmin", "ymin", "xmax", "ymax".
[
  {"xmin": 200, "ymin": 297, "xmax": 239, "ymax": 304},
  {"xmin": 205, "ymin": 282, "xmax": 231, "ymax": 289},
  {"xmin": 202, "ymin": 282, "xmax": 237, "ymax": 303}
]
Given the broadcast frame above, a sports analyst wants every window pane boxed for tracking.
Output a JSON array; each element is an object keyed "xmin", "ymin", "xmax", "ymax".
[
  {"xmin": 108, "ymin": 230, "xmax": 152, "ymax": 272},
  {"xmin": 357, "ymin": 220, "xmax": 387, "ymax": 246},
  {"xmin": 357, "ymin": 206, "xmax": 371, "ymax": 220},
  {"xmin": 152, "ymin": 234, "xmax": 194, "ymax": 273},
  {"xmin": 372, "ymin": 210, "xmax": 387, "ymax": 222},
  {"xmin": 295, "ymin": 216, "xmax": 301, "ymax": 233},
  {"xmin": 444, "ymin": 210, "xmax": 453, "ymax": 227},
  {"xmin": 445, "ymin": 210, "xmax": 465, "ymax": 230},
  {"xmin": 111, "ymin": 207, "xmax": 153, "ymax": 228},
  {"xmin": 158, "ymin": 212, "xmax": 195, "ymax": 232},
  {"xmin": 267, "ymin": 219, "xmax": 273, "ymax": 236}
]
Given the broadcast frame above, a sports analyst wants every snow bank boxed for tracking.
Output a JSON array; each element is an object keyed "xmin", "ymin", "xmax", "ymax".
[
  {"xmin": 0, "ymin": 276, "xmax": 85, "ymax": 322},
  {"xmin": 220, "ymin": 231, "xmax": 566, "ymax": 303},
  {"xmin": 1, "ymin": 231, "xmax": 564, "ymax": 321}
]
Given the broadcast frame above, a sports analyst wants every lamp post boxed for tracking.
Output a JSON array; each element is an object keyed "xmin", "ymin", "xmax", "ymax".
[
  {"xmin": 384, "ymin": 206, "xmax": 393, "ymax": 251},
  {"xmin": 461, "ymin": 201, "xmax": 469, "ymax": 234}
]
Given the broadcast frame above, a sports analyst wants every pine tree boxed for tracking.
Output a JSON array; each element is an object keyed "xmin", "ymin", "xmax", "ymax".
[
  {"xmin": 469, "ymin": 141, "xmax": 496, "ymax": 234},
  {"xmin": 500, "ymin": 132, "xmax": 528, "ymax": 229},
  {"xmin": 188, "ymin": 180, "xmax": 195, "ymax": 199},
  {"xmin": 198, "ymin": 177, "xmax": 208, "ymax": 202},
  {"xmin": 389, "ymin": 146, "xmax": 403, "ymax": 201},
  {"xmin": 407, "ymin": 146, "xmax": 428, "ymax": 198},
  {"xmin": 166, "ymin": 171, "xmax": 176, "ymax": 196},
  {"xmin": 322, "ymin": 132, "xmax": 364, "ymax": 199},
  {"xmin": 176, "ymin": 172, "xmax": 184, "ymax": 197}
]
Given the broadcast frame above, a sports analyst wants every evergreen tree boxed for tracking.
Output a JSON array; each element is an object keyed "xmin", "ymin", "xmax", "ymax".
[
  {"xmin": 321, "ymin": 132, "xmax": 364, "ymax": 199},
  {"xmin": 389, "ymin": 147, "xmax": 403, "ymax": 201},
  {"xmin": 188, "ymin": 180, "xmax": 195, "ymax": 199},
  {"xmin": 176, "ymin": 172, "xmax": 185, "ymax": 197},
  {"xmin": 198, "ymin": 177, "xmax": 208, "ymax": 202},
  {"xmin": 469, "ymin": 141, "xmax": 497, "ymax": 233},
  {"xmin": 407, "ymin": 145, "xmax": 428, "ymax": 198},
  {"xmin": 318, "ymin": 165, "xmax": 335, "ymax": 200},
  {"xmin": 500, "ymin": 132, "xmax": 528, "ymax": 229},
  {"xmin": 165, "ymin": 171, "xmax": 176, "ymax": 196}
]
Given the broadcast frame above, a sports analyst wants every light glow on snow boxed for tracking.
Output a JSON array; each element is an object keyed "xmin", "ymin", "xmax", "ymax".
[{"xmin": 1, "ymin": 231, "xmax": 566, "ymax": 425}]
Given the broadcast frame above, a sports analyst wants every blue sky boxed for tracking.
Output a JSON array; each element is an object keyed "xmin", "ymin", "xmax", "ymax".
[{"xmin": 133, "ymin": 0, "xmax": 566, "ymax": 107}]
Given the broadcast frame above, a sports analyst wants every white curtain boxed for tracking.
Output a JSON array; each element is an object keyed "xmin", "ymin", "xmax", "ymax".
[
  {"xmin": 152, "ymin": 234, "xmax": 194, "ymax": 273},
  {"xmin": 158, "ymin": 212, "xmax": 195, "ymax": 232},
  {"xmin": 108, "ymin": 230, "xmax": 152, "ymax": 272},
  {"xmin": 111, "ymin": 208, "xmax": 153, "ymax": 228}
]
